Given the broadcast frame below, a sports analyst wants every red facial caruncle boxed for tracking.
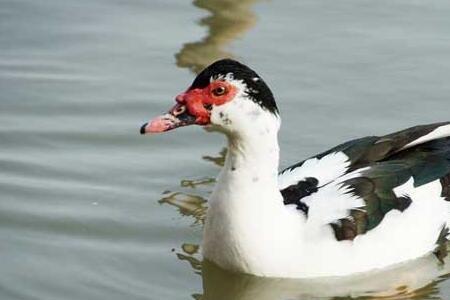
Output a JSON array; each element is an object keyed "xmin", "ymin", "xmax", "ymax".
[
  {"xmin": 141, "ymin": 80, "xmax": 238, "ymax": 134},
  {"xmin": 177, "ymin": 80, "xmax": 237, "ymax": 124}
]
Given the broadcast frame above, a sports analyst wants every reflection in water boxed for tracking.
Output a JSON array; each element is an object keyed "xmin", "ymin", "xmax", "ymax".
[
  {"xmin": 202, "ymin": 148, "xmax": 227, "ymax": 167},
  {"xmin": 158, "ymin": 148, "xmax": 225, "ymax": 226},
  {"xmin": 175, "ymin": 0, "xmax": 259, "ymax": 74},
  {"xmin": 176, "ymin": 244, "xmax": 202, "ymax": 275},
  {"xmin": 159, "ymin": 191, "xmax": 207, "ymax": 225},
  {"xmin": 201, "ymin": 257, "xmax": 450, "ymax": 300}
]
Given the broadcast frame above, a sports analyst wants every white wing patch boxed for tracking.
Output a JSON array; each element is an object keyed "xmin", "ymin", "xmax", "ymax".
[
  {"xmin": 302, "ymin": 182, "xmax": 365, "ymax": 227},
  {"xmin": 299, "ymin": 167, "xmax": 369, "ymax": 226},
  {"xmin": 278, "ymin": 152, "xmax": 350, "ymax": 189},
  {"xmin": 402, "ymin": 124, "xmax": 450, "ymax": 150},
  {"xmin": 392, "ymin": 177, "xmax": 449, "ymax": 229}
]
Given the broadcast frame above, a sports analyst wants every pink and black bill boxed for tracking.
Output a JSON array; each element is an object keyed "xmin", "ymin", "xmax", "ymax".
[{"xmin": 140, "ymin": 102, "xmax": 197, "ymax": 134}]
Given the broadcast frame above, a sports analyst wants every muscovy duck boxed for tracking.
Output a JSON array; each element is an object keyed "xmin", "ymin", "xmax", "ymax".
[{"xmin": 141, "ymin": 59, "xmax": 450, "ymax": 278}]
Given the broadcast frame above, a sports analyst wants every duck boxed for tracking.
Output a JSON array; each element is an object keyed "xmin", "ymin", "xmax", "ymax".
[{"xmin": 141, "ymin": 59, "xmax": 450, "ymax": 278}]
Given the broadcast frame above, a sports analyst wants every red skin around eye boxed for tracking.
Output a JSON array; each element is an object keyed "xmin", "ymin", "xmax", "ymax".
[{"xmin": 176, "ymin": 81, "xmax": 237, "ymax": 125}]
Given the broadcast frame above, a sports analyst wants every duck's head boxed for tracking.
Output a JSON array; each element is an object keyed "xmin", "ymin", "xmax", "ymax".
[{"xmin": 140, "ymin": 59, "xmax": 279, "ymax": 136}]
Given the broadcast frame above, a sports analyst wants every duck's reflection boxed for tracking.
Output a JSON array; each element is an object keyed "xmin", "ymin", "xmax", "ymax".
[
  {"xmin": 159, "ymin": 191, "xmax": 207, "ymax": 225},
  {"xmin": 158, "ymin": 148, "xmax": 225, "ymax": 226},
  {"xmin": 175, "ymin": 0, "xmax": 259, "ymax": 74},
  {"xmin": 201, "ymin": 257, "xmax": 450, "ymax": 300}
]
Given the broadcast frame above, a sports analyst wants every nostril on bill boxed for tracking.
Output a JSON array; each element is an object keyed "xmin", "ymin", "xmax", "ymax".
[{"xmin": 173, "ymin": 105, "xmax": 186, "ymax": 116}]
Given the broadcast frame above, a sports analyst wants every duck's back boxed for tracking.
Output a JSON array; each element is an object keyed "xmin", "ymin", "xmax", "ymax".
[{"xmin": 277, "ymin": 122, "xmax": 450, "ymax": 277}]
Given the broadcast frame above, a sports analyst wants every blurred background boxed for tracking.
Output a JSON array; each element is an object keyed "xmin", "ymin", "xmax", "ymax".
[{"xmin": 1, "ymin": 0, "xmax": 450, "ymax": 299}]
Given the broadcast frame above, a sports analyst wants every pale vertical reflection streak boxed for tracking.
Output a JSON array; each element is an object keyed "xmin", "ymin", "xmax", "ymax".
[{"xmin": 175, "ymin": 0, "xmax": 259, "ymax": 74}]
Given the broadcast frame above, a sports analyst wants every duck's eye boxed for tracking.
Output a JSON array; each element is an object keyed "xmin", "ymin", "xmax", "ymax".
[{"xmin": 212, "ymin": 86, "xmax": 227, "ymax": 97}]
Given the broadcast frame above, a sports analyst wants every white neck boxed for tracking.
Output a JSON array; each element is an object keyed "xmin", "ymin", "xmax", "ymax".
[
  {"xmin": 224, "ymin": 119, "xmax": 280, "ymax": 189},
  {"xmin": 202, "ymin": 113, "xmax": 298, "ymax": 274},
  {"xmin": 218, "ymin": 111, "xmax": 281, "ymax": 204}
]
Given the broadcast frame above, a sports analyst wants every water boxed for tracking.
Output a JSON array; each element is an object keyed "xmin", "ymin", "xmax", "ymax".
[{"xmin": 1, "ymin": 0, "xmax": 450, "ymax": 299}]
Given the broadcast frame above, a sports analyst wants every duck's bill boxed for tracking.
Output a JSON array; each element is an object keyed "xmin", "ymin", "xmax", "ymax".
[{"xmin": 140, "ymin": 104, "xmax": 197, "ymax": 134}]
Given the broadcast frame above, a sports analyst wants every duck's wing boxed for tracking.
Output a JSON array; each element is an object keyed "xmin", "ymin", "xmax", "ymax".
[{"xmin": 279, "ymin": 122, "xmax": 450, "ymax": 247}]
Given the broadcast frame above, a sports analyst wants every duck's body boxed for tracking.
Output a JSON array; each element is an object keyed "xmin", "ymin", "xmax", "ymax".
[
  {"xmin": 204, "ymin": 117, "xmax": 450, "ymax": 278},
  {"xmin": 142, "ymin": 59, "xmax": 450, "ymax": 278}
]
